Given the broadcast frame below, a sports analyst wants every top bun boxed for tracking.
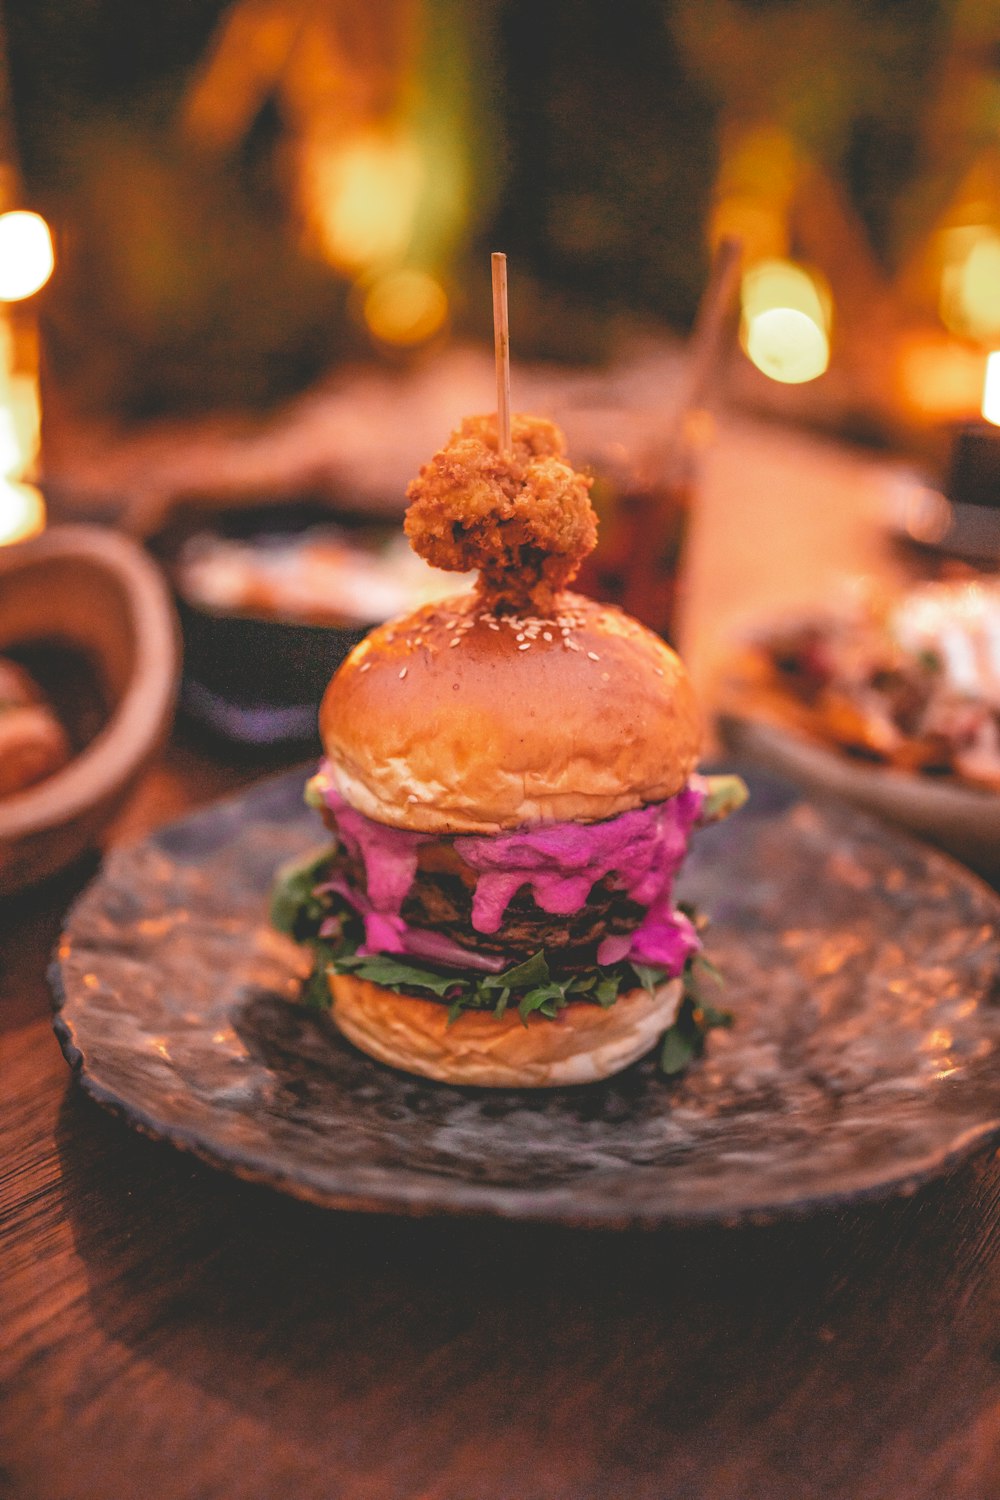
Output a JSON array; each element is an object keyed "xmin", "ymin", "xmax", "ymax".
[{"xmin": 320, "ymin": 591, "xmax": 702, "ymax": 834}]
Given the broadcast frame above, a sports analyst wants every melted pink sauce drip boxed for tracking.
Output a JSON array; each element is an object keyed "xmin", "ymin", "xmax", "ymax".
[{"xmin": 315, "ymin": 763, "xmax": 703, "ymax": 976}]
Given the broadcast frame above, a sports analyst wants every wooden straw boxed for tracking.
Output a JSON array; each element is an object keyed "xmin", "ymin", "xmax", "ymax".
[
  {"xmin": 491, "ymin": 252, "xmax": 512, "ymax": 454},
  {"xmin": 663, "ymin": 235, "xmax": 743, "ymax": 454}
]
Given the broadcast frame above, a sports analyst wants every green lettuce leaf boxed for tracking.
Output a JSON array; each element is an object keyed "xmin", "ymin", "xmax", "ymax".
[
  {"xmin": 334, "ymin": 951, "xmax": 457, "ymax": 997},
  {"xmin": 658, "ymin": 956, "xmax": 734, "ymax": 1076},
  {"xmin": 700, "ymin": 775, "xmax": 749, "ymax": 824},
  {"xmin": 273, "ymin": 843, "xmax": 731, "ymax": 1076},
  {"xmin": 270, "ymin": 847, "xmax": 338, "ymax": 941}
]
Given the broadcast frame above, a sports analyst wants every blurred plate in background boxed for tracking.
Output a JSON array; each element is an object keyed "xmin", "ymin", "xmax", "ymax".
[
  {"xmin": 149, "ymin": 497, "xmax": 468, "ymax": 750},
  {"xmin": 718, "ymin": 709, "xmax": 1000, "ymax": 887}
]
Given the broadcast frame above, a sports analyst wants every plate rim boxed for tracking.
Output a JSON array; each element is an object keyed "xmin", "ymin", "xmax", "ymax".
[{"xmin": 50, "ymin": 764, "xmax": 1000, "ymax": 1230}]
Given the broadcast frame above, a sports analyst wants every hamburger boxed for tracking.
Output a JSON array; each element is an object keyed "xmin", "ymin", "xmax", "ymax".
[{"xmin": 272, "ymin": 413, "xmax": 746, "ymax": 1087}]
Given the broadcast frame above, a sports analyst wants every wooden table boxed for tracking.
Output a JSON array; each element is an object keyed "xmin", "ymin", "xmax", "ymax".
[{"xmin": 5, "ymin": 423, "xmax": 1000, "ymax": 1500}]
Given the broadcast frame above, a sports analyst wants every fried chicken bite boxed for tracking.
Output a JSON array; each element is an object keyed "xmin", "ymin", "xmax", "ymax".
[{"xmin": 404, "ymin": 412, "xmax": 597, "ymax": 613}]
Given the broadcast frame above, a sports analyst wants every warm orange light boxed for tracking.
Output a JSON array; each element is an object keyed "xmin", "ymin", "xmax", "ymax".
[
  {"xmin": 940, "ymin": 227, "xmax": 1000, "ymax": 341},
  {"xmin": 742, "ymin": 259, "xmax": 829, "ymax": 326},
  {"xmin": 712, "ymin": 127, "xmax": 796, "ymax": 264},
  {"xmin": 983, "ymin": 351, "xmax": 1000, "ymax": 427},
  {"xmin": 0, "ymin": 477, "xmax": 44, "ymax": 545},
  {"xmin": 363, "ymin": 269, "xmax": 448, "ymax": 346},
  {"xmin": 0, "ymin": 404, "xmax": 21, "ymax": 475},
  {"xmin": 0, "ymin": 319, "xmax": 40, "ymax": 475},
  {"xmin": 896, "ymin": 333, "xmax": 985, "ymax": 419},
  {"xmin": 0, "ymin": 212, "xmax": 55, "ymax": 302},
  {"xmin": 0, "ymin": 306, "xmax": 45, "ymax": 542},
  {"xmin": 710, "ymin": 197, "xmax": 786, "ymax": 266},
  {"xmin": 309, "ymin": 133, "xmax": 423, "ymax": 273}
]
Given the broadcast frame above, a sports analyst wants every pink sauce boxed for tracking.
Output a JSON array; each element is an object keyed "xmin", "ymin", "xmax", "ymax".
[{"xmin": 313, "ymin": 762, "xmax": 703, "ymax": 978}]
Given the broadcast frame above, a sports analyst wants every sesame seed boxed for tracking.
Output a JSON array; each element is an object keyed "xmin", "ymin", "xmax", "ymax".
[
  {"xmin": 359, "ymin": 661, "xmax": 371, "ymax": 672},
  {"xmin": 399, "ymin": 667, "xmax": 407, "ymax": 679},
  {"xmin": 565, "ymin": 639, "xmax": 581, "ymax": 651},
  {"xmin": 587, "ymin": 651, "xmax": 600, "ymax": 662},
  {"xmin": 601, "ymin": 671, "xmax": 610, "ymax": 681},
  {"xmin": 543, "ymin": 631, "xmax": 553, "ymax": 641},
  {"xmin": 654, "ymin": 667, "xmax": 664, "ymax": 677},
  {"xmin": 449, "ymin": 637, "xmax": 461, "ymax": 647},
  {"xmin": 518, "ymin": 642, "xmax": 531, "ymax": 651}
]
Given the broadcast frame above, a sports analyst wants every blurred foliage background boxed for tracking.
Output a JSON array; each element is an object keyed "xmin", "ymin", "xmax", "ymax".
[{"xmin": 2, "ymin": 0, "xmax": 998, "ymax": 426}]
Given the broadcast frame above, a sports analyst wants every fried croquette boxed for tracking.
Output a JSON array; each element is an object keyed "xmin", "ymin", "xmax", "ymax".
[{"xmin": 404, "ymin": 413, "xmax": 597, "ymax": 613}]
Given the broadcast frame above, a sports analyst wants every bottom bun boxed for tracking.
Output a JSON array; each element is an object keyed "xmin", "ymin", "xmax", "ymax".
[{"xmin": 328, "ymin": 971, "xmax": 683, "ymax": 1087}]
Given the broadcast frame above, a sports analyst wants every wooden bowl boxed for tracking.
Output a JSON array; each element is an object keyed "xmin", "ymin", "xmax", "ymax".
[{"xmin": 0, "ymin": 525, "xmax": 179, "ymax": 893}]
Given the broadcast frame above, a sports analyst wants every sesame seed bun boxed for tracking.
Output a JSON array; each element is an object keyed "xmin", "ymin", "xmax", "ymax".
[
  {"xmin": 319, "ymin": 591, "xmax": 702, "ymax": 834},
  {"xmin": 328, "ymin": 969, "xmax": 683, "ymax": 1087}
]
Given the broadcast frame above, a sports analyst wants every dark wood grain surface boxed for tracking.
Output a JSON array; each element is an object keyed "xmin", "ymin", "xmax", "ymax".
[
  {"xmin": 0, "ymin": 425, "xmax": 993, "ymax": 1500},
  {"xmin": 4, "ymin": 738, "xmax": 1000, "ymax": 1500}
]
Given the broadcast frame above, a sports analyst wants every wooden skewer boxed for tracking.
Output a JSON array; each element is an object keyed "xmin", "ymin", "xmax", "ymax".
[
  {"xmin": 663, "ymin": 235, "xmax": 743, "ymax": 456},
  {"xmin": 492, "ymin": 251, "xmax": 512, "ymax": 455}
]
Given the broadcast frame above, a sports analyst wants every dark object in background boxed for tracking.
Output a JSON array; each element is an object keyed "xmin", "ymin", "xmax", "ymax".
[
  {"xmin": 887, "ymin": 429, "xmax": 1000, "ymax": 573},
  {"xmin": 150, "ymin": 500, "xmax": 400, "ymax": 750},
  {"xmin": 3, "ymin": 641, "xmax": 108, "ymax": 755},
  {"xmin": 936, "ymin": 422, "xmax": 1000, "ymax": 564},
  {"xmin": 890, "ymin": 426, "xmax": 1000, "ymax": 568},
  {"xmin": 948, "ymin": 422, "xmax": 1000, "ymax": 512}
]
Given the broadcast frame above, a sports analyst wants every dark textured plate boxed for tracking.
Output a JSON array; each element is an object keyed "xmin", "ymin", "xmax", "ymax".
[{"xmin": 52, "ymin": 767, "xmax": 1000, "ymax": 1227}]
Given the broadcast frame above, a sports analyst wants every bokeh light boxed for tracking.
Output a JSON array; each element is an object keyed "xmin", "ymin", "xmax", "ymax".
[
  {"xmin": 363, "ymin": 269, "xmax": 448, "ymax": 347},
  {"xmin": 982, "ymin": 351, "xmax": 1000, "ymax": 427},
  {"xmin": 740, "ymin": 258, "xmax": 830, "ymax": 384},
  {"xmin": 742, "ymin": 259, "xmax": 829, "ymax": 327},
  {"xmin": 940, "ymin": 227, "xmax": 1000, "ymax": 342},
  {"xmin": 745, "ymin": 307, "xmax": 830, "ymax": 384},
  {"xmin": 0, "ymin": 477, "xmax": 45, "ymax": 545},
  {"xmin": 309, "ymin": 135, "xmax": 423, "ymax": 274},
  {"xmin": 0, "ymin": 212, "xmax": 55, "ymax": 302}
]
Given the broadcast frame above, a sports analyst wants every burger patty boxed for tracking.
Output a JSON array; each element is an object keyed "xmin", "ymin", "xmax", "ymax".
[{"xmin": 333, "ymin": 841, "xmax": 645, "ymax": 971}]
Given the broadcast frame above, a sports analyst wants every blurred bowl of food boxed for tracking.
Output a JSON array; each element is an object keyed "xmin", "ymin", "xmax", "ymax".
[
  {"xmin": 0, "ymin": 524, "xmax": 179, "ymax": 894},
  {"xmin": 149, "ymin": 497, "xmax": 471, "ymax": 749},
  {"xmin": 717, "ymin": 578, "xmax": 1000, "ymax": 886}
]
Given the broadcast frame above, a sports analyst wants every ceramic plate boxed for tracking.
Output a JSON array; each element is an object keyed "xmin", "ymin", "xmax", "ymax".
[
  {"xmin": 718, "ymin": 711, "xmax": 1000, "ymax": 887},
  {"xmin": 52, "ymin": 766, "xmax": 1000, "ymax": 1227}
]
